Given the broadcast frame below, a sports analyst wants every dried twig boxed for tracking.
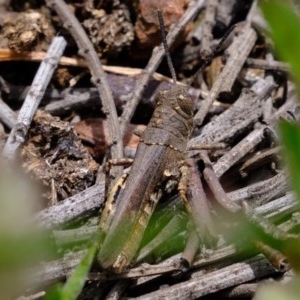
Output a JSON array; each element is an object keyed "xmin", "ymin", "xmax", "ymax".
[
  {"xmin": 0, "ymin": 95, "xmax": 17, "ymax": 129},
  {"xmin": 213, "ymin": 125, "xmax": 268, "ymax": 177},
  {"xmin": 189, "ymin": 77, "xmax": 275, "ymax": 148},
  {"xmin": 193, "ymin": 24, "xmax": 257, "ymax": 127},
  {"xmin": 34, "ymin": 183, "xmax": 104, "ymax": 229},
  {"xmin": 228, "ymin": 172, "xmax": 288, "ymax": 206},
  {"xmin": 45, "ymin": 0, "xmax": 123, "ymax": 179},
  {"xmin": 2, "ymin": 37, "xmax": 66, "ymax": 160},
  {"xmin": 246, "ymin": 58, "xmax": 289, "ymax": 71},
  {"xmin": 255, "ymin": 241, "xmax": 289, "ymax": 272},
  {"xmin": 31, "ymin": 250, "xmax": 86, "ymax": 285},
  {"xmin": 200, "ymin": 0, "xmax": 218, "ymax": 58},
  {"xmin": 213, "ymin": 90, "xmax": 300, "ymax": 177},
  {"xmin": 242, "ymin": 201, "xmax": 298, "ymax": 241},
  {"xmin": 215, "ymin": 0, "xmax": 237, "ymax": 28},
  {"xmin": 0, "ymin": 48, "xmax": 202, "ymax": 81},
  {"xmin": 180, "ymin": 229, "xmax": 200, "ymax": 268},
  {"xmin": 41, "ymin": 80, "xmax": 200, "ymax": 116},
  {"xmin": 133, "ymin": 255, "xmax": 278, "ymax": 299},
  {"xmin": 239, "ymin": 146, "xmax": 281, "ymax": 178},
  {"xmin": 255, "ymin": 192, "xmax": 297, "ymax": 217}
]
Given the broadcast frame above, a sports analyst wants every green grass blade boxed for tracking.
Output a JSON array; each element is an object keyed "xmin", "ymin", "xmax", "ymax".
[
  {"xmin": 44, "ymin": 244, "xmax": 98, "ymax": 300},
  {"xmin": 60, "ymin": 243, "xmax": 98, "ymax": 300},
  {"xmin": 279, "ymin": 120, "xmax": 300, "ymax": 207},
  {"xmin": 44, "ymin": 284, "xmax": 64, "ymax": 300}
]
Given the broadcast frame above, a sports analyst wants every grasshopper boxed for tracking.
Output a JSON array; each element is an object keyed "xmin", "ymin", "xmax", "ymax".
[
  {"xmin": 97, "ymin": 10, "xmax": 237, "ymax": 272},
  {"xmin": 98, "ymin": 86, "xmax": 194, "ymax": 272},
  {"xmin": 97, "ymin": 11, "xmax": 194, "ymax": 272}
]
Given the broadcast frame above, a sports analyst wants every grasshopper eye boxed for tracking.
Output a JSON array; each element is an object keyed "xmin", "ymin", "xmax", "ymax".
[{"xmin": 177, "ymin": 92, "xmax": 193, "ymax": 116}]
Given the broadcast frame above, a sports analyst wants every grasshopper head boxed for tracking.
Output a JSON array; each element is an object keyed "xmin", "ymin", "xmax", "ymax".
[{"xmin": 159, "ymin": 86, "xmax": 194, "ymax": 120}]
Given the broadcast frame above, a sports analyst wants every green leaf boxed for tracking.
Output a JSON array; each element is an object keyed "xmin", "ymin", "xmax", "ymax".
[
  {"xmin": 279, "ymin": 120, "xmax": 300, "ymax": 207},
  {"xmin": 45, "ymin": 284, "xmax": 63, "ymax": 300},
  {"xmin": 260, "ymin": 0, "xmax": 300, "ymax": 88},
  {"xmin": 60, "ymin": 243, "xmax": 98, "ymax": 300}
]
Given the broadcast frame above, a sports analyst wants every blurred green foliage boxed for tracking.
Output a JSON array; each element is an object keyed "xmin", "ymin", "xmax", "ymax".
[
  {"xmin": 45, "ymin": 243, "xmax": 98, "ymax": 300},
  {"xmin": 259, "ymin": 0, "xmax": 300, "ymax": 298},
  {"xmin": 261, "ymin": 0, "xmax": 300, "ymax": 88}
]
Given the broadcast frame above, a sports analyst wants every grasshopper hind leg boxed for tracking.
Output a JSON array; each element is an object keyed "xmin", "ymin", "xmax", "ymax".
[
  {"xmin": 100, "ymin": 158, "xmax": 133, "ymax": 232},
  {"xmin": 99, "ymin": 172, "xmax": 128, "ymax": 233},
  {"xmin": 178, "ymin": 163, "xmax": 191, "ymax": 213}
]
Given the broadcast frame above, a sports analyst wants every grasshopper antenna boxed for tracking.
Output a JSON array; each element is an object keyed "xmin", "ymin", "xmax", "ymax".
[
  {"xmin": 157, "ymin": 9, "xmax": 177, "ymax": 85},
  {"xmin": 187, "ymin": 23, "xmax": 239, "ymax": 86},
  {"xmin": 157, "ymin": 9, "xmax": 238, "ymax": 87}
]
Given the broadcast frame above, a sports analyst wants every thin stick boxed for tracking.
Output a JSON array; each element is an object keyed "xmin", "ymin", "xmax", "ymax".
[
  {"xmin": 157, "ymin": 9, "xmax": 177, "ymax": 84},
  {"xmin": 180, "ymin": 229, "xmax": 200, "ymax": 269},
  {"xmin": 187, "ymin": 22, "xmax": 239, "ymax": 86},
  {"xmin": 193, "ymin": 24, "xmax": 257, "ymax": 127},
  {"xmin": 2, "ymin": 37, "xmax": 67, "ymax": 160},
  {"xmin": 126, "ymin": 255, "xmax": 277, "ymax": 299},
  {"xmin": 246, "ymin": 58, "xmax": 289, "ymax": 71},
  {"xmin": 34, "ymin": 183, "xmax": 104, "ymax": 229},
  {"xmin": 199, "ymin": 0, "xmax": 218, "ymax": 59},
  {"xmin": 255, "ymin": 241, "xmax": 289, "ymax": 272},
  {"xmin": 45, "ymin": 0, "xmax": 123, "ymax": 179},
  {"xmin": 0, "ymin": 95, "xmax": 17, "ymax": 129}
]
